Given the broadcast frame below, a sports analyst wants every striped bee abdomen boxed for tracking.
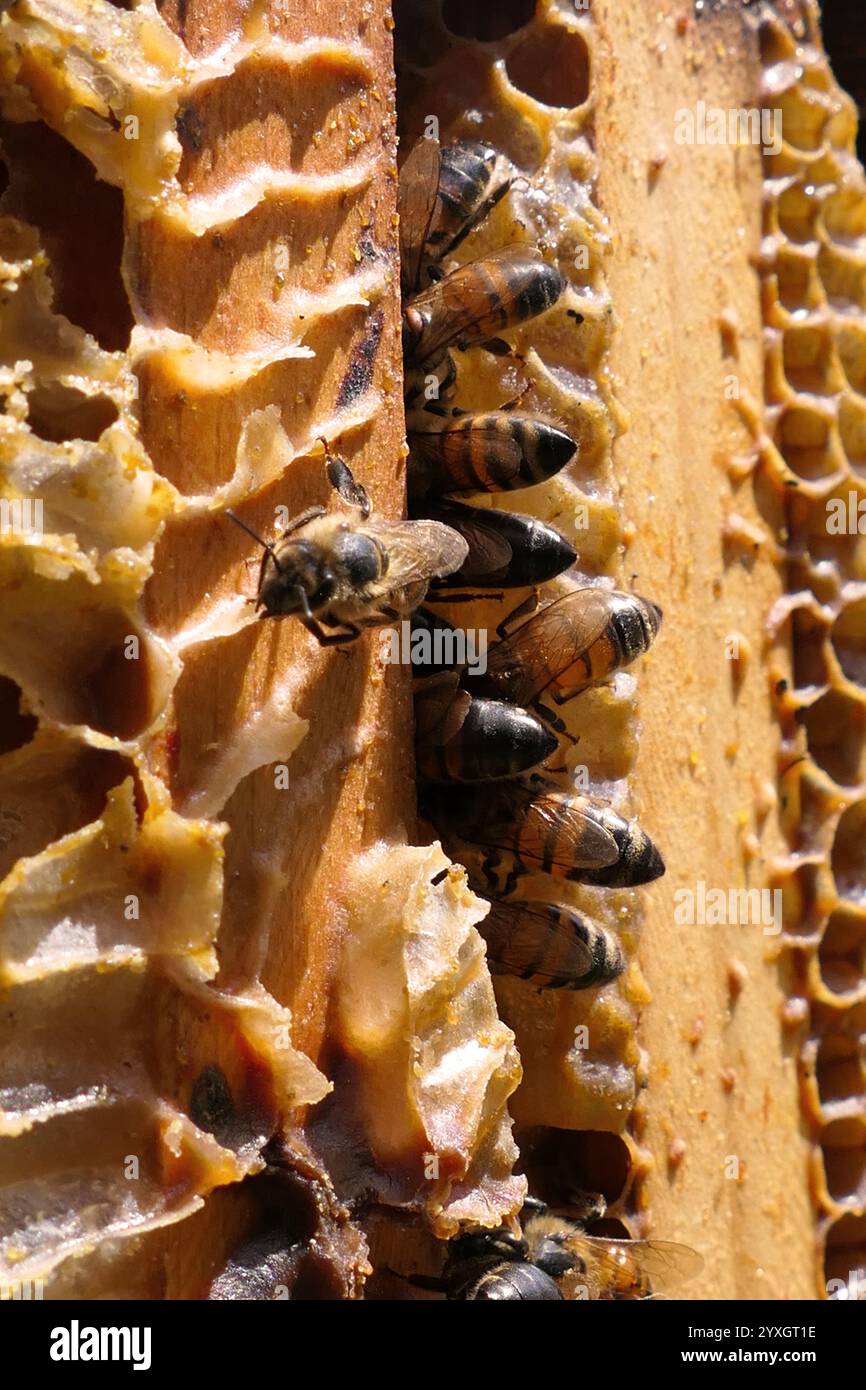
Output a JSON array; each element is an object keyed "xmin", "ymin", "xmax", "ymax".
[{"xmin": 479, "ymin": 898, "xmax": 626, "ymax": 990}]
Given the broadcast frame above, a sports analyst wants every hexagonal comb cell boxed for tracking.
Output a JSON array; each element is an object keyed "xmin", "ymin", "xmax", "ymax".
[
  {"xmin": 819, "ymin": 906, "xmax": 866, "ymax": 999},
  {"xmin": 758, "ymin": 0, "xmax": 866, "ymax": 1290},
  {"xmin": 505, "ymin": 25, "xmax": 591, "ymax": 109},
  {"xmin": 781, "ymin": 321, "xmax": 836, "ymax": 395},
  {"xmin": 515, "ymin": 1126, "xmax": 633, "ymax": 1211},
  {"xmin": 824, "ymin": 1211, "xmax": 866, "ymax": 1298},
  {"xmin": 821, "ymin": 1122, "xmax": 866, "ymax": 1208},
  {"xmin": 831, "ymin": 800, "xmax": 866, "ymax": 906},
  {"xmin": 801, "ymin": 689, "xmax": 866, "ymax": 787},
  {"xmin": 816, "ymin": 1034, "xmax": 866, "ymax": 1110},
  {"xmin": 440, "ymin": 0, "xmax": 535, "ymax": 41},
  {"xmin": 832, "ymin": 595, "xmax": 866, "ymax": 688}
]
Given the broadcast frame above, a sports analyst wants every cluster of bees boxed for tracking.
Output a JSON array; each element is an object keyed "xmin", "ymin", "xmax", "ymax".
[
  {"xmin": 225, "ymin": 135, "xmax": 699, "ymax": 1300},
  {"xmin": 397, "ymin": 137, "xmax": 664, "ymax": 990}
]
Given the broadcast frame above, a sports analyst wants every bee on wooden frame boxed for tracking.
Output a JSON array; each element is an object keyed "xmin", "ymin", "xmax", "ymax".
[
  {"xmin": 399, "ymin": 136, "xmax": 515, "ymax": 297},
  {"xmin": 408, "ymin": 1198, "xmax": 701, "ymax": 1300},
  {"xmin": 414, "ymin": 671, "xmax": 557, "ymax": 782},
  {"xmin": 473, "ymin": 587, "xmax": 662, "ymax": 730},
  {"xmin": 421, "ymin": 776, "xmax": 665, "ymax": 891},
  {"xmin": 406, "ymin": 409, "xmax": 578, "ymax": 502},
  {"xmin": 425, "ymin": 500, "xmax": 577, "ymax": 591},
  {"xmin": 520, "ymin": 1199, "xmax": 703, "ymax": 1301},
  {"xmin": 477, "ymin": 896, "xmax": 625, "ymax": 991},
  {"xmin": 226, "ymin": 444, "xmax": 468, "ymax": 646},
  {"xmin": 402, "ymin": 245, "xmax": 565, "ymax": 370}
]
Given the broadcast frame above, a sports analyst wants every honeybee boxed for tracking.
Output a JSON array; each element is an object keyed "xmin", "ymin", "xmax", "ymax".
[
  {"xmin": 478, "ymin": 897, "xmax": 625, "ymax": 990},
  {"xmin": 402, "ymin": 246, "xmax": 565, "ymax": 367},
  {"xmin": 399, "ymin": 136, "xmax": 514, "ymax": 296},
  {"xmin": 414, "ymin": 671, "xmax": 556, "ymax": 782},
  {"xmin": 413, "ymin": 1201, "xmax": 701, "ymax": 1300},
  {"xmin": 477, "ymin": 588, "xmax": 663, "ymax": 713},
  {"xmin": 415, "ymin": 1228, "xmax": 563, "ymax": 1300},
  {"xmin": 403, "ymin": 348, "xmax": 458, "ymax": 413},
  {"xmin": 407, "ymin": 411, "xmax": 577, "ymax": 500},
  {"xmin": 226, "ymin": 446, "xmax": 467, "ymax": 645},
  {"xmin": 420, "ymin": 778, "xmax": 665, "ymax": 889},
  {"xmin": 406, "ymin": 606, "xmax": 462, "ymax": 675},
  {"xmin": 427, "ymin": 500, "xmax": 576, "ymax": 590},
  {"xmin": 520, "ymin": 1201, "xmax": 703, "ymax": 1301}
]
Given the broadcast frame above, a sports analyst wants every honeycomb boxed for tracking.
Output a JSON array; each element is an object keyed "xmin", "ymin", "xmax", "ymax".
[
  {"xmin": 394, "ymin": 0, "xmax": 652, "ymax": 1237},
  {"xmin": 0, "ymin": 0, "xmax": 522, "ymax": 1296},
  {"xmin": 6, "ymin": 0, "xmax": 865, "ymax": 1302},
  {"xmin": 752, "ymin": 0, "xmax": 866, "ymax": 1297}
]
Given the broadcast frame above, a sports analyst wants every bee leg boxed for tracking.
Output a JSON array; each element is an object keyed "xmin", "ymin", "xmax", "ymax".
[
  {"xmin": 321, "ymin": 440, "xmax": 372, "ymax": 517},
  {"xmin": 474, "ymin": 337, "xmax": 512, "ymax": 356},
  {"xmin": 386, "ymin": 1268, "xmax": 447, "ymax": 1295},
  {"xmin": 542, "ymin": 755, "xmax": 572, "ymax": 775},
  {"xmin": 533, "ymin": 701, "xmax": 579, "ymax": 746},
  {"xmin": 296, "ymin": 585, "xmax": 360, "ymax": 646},
  {"xmin": 280, "ymin": 505, "xmax": 327, "ymax": 537},
  {"xmin": 496, "ymin": 591, "xmax": 539, "ymax": 639},
  {"xmin": 566, "ymin": 1190, "xmax": 608, "ymax": 1226},
  {"xmin": 303, "ymin": 620, "xmax": 361, "ymax": 647},
  {"xmin": 435, "ymin": 178, "xmax": 514, "ymax": 261},
  {"xmin": 426, "ymin": 590, "xmax": 505, "ymax": 604},
  {"xmin": 551, "ymin": 687, "xmax": 583, "ymax": 707}
]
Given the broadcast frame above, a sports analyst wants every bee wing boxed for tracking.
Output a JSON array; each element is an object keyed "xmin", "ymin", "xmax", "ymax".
[
  {"xmin": 363, "ymin": 517, "xmax": 469, "ymax": 585},
  {"xmin": 572, "ymin": 1236, "xmax": 704, "ymax": 1297},
  {"xmin": 434, "ymin": 507, "xmax": 513, "ymax": 577},
  {"xmin": 413, "ymin": 672, "xmax": 464, "ymax": 738},
  {"xmin": 487, "ymin": 786, "xmax": 620, "ymax": 870},
  {"xmin": 483, "ymin": 901, "xmax": 595, "ymax": 982},
  {"xmin": 399, "ymin": 136, "xmax": 441, "ymax": 296},
  {"xmin": 408, "ymin": 246, "xmax": 547, "ymax": 361},
  {"xmin": 487, "ymin": 588, "xmax": 616, "ymax": 697},
  {"xmin": 408, "ymin": 418, "xmax": 525, "ymax": 474}
]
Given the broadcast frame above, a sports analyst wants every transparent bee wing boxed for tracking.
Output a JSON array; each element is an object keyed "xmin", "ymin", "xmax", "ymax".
[
  {"xmin": 407, "ymin": 246, "xmax": 551, "ymax": 362},
  {"xmin": 413, "ymin": 672, "xmax": 466, "ymax": 739},
  {"xmin": 481, "ymin": 786, "xmax": 620, "ymax": 871},
  {"xmin": 362, "ymin": 517, "xmax": 469, "ymax": 586},
  {"xmin": 435, "ymin": 507, "xmax": 514, "ymax": 577},
  {"xmin": 486, "ymin": 588, "xmax": 616, "ymax": 702},
  {"xmin": 399, "ymin": 136, "xmax": 441, "ymax": 296},
  {"xmin": 482, "ymin": 901, "xmax": 595, "ymax": 983},
  {"xmin": 574, "ymin": 1236, "xmax": 704, "ymax": 1297}
]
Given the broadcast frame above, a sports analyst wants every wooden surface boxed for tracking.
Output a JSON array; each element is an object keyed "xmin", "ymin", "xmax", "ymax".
[
  {"xmin": 137, "ymin": 0, "xmax": 412, "ymax": 1294},
  {"xmin": 594, "ymin": 0, "xmax": 816, "ymax": 1299}
]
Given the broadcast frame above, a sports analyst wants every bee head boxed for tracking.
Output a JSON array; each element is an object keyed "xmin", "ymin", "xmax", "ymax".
[
  {"xmin": 532, "ymin": 1232, "xmax": 580, "ymax": 1280},
  {"xmin": 258, "ymin": 540, "xmax": 338, "ymax": 617}
]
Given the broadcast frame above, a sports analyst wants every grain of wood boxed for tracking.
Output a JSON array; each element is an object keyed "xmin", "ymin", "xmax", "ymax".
[{"xmin": 594, "ymin": 0, "xmax": 816, "ymax": 1299}]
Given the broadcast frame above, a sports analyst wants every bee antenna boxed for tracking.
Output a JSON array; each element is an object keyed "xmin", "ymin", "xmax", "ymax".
[
  {"xmin": 320, "ymin": 437, "xmax": 372, "ymax": 517},
  {"xmin": 225, "ymin": 508, "xmax": 283, "ymax": 572},
  {"xmin": 225, "ymin": 508, "xmax": 267, "ymax": 548},
  {"xmin": 383, "ymin": 1267, "xmax": 446, "ymax": 1294}
]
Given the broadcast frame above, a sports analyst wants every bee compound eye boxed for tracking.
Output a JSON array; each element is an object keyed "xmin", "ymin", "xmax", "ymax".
[{"xmin": 337, "ymin": 533, "xmax": 381, "ymax": 586}]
